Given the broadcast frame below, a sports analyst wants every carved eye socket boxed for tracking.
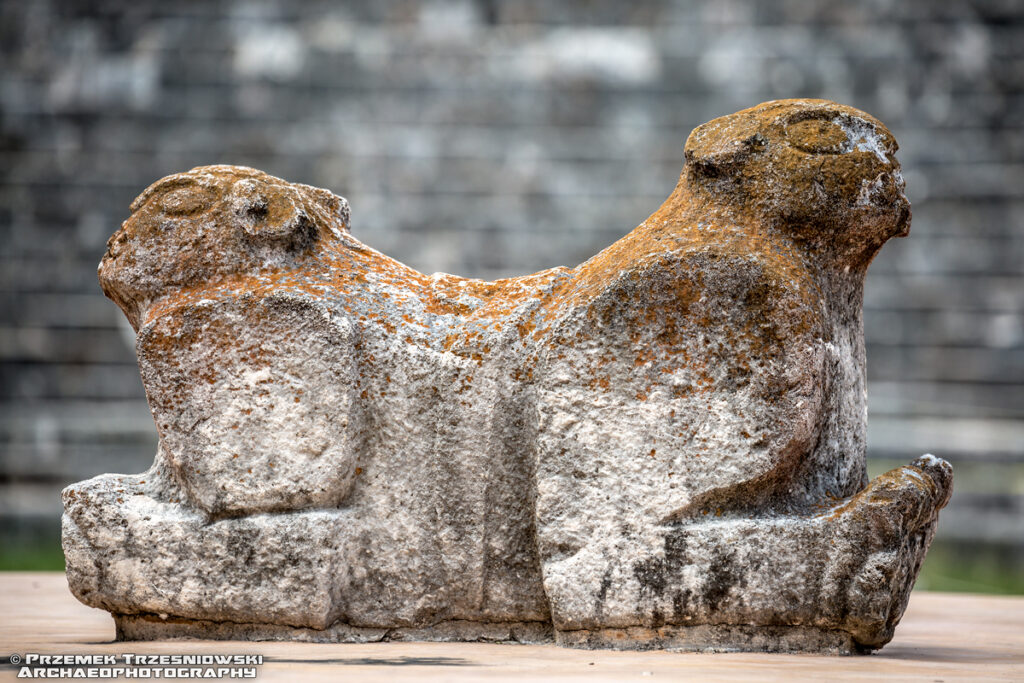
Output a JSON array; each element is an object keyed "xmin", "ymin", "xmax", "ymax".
[
  {"xmin": 157, "ymin": 185, "xmax": 216, "ymax": 217},
  {"xmin": 786, "ymin": 118, "xmax": 849, "ymax": 154}
]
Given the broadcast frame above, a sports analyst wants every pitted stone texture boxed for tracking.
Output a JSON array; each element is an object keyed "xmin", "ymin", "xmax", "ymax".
[
  {"xmin": 62, "ymin": 471, "xmax": 343, "ymax": 630},
  {"xmin": 114, "ymin": 615, "xmax": 554, "ymax": 645},
  {"xmin": 64, "ymin": 99, "xmax": 952, "ymax": 653},
  {"xmin": 138, "ymin": 295, "xmax": 364, "ymax": 516}
]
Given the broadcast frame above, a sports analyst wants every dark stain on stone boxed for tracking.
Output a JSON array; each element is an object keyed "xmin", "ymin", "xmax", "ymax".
[
  {"xmin": 595, "ymin": 567, "xmax": 614, "ymax": 617},
  {"xmin": 633, "ymin": 556, "xmax": 667, "ymax": 599},
  {"xmin": 705, "ymin": 549, "xmax": 740, "ymax": 612}
]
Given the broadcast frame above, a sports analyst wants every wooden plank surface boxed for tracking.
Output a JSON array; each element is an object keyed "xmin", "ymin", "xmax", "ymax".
[{"xmin": 0, "ymin": 572, "xmax": 1021, "ymax": 682}]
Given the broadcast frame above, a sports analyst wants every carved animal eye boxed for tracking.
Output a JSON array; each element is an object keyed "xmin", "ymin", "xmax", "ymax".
[
  {"xmin": 157, "ymin": 186, "xmax": 216, "ymax": 217},
  {"xmin": 786, "ymin": 118, "xmax": 849, "ymax": 154}
]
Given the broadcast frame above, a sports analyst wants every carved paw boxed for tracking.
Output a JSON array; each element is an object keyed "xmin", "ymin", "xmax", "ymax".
[{"xmin": 836, "ymin": 454, "xmax": 952, "ymax": 649}]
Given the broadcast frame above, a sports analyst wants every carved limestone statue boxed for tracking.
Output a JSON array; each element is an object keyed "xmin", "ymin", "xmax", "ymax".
[{"xmin": 63, "ymin": 99, "xmax": 952, "ymax": 654}]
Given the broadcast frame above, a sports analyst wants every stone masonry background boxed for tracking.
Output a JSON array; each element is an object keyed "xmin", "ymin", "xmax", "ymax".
[{"xmin": 1, "ymin": 0, "xmax": 1022, "ymax": 584}]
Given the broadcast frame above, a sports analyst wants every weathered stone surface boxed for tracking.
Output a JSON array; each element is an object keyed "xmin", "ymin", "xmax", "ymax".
[{"xmin": 63, "ymin": 99, "xmax": 952, "ymax": 654}]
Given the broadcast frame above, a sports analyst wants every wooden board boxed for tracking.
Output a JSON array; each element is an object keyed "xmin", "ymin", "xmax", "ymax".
[{"xmin": 1, "ymin": 572, "xmax": 1021, "ymax": 681}]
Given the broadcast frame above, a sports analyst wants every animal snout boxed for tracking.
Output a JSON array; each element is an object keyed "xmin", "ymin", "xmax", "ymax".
[
  {"xmin": 887, "ymin": 168, "xmax": 912, "ymax": 237},
  {"xmin": 895, "ymin": 198, "xmax": 911, "ymax": 237},
  {"xmin": 103, "ymin": 229, "xmax": 128, "ymax": 260}
]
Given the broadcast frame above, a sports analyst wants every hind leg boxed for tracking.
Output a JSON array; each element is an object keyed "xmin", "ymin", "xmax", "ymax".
[{"xmin": 541, "ymin": 456, "xmax": 952, "ymax": 653}]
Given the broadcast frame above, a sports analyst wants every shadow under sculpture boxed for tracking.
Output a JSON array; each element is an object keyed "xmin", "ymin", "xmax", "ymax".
[{"xmin": 63, "ymin": 99, "xmax": 952, "ymax": 654}]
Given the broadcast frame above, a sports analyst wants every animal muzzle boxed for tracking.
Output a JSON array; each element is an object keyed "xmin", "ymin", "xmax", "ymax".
[{"xmin": 894, "ymin": 198, "xmax": 911, "ymax": 238}]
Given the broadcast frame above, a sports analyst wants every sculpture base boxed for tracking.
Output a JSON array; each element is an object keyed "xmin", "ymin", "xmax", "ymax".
[
  {"xmin": 115, "ymin": 615, "xmax": 555, "ymax": 645},
  {"xmin": 115, "ymin": 615, "xmax": 860, "ymax": 654},
  {"xmin": 556, "ymin": 625, "xmax": 860, "ymax": 655},
  {"xmin": 65, "ymin": 455, "xmax": 953, "ymax": 655}
]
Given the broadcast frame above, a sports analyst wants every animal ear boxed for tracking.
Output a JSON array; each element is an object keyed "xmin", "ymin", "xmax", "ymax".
[
  {"xmin": 297, "ymin": 183, "xmax": 351, "ymax": 234},
  {"xmin": 684, "ymin": 116, "xmax": 767, "ymax": 178},
  {"xmin": 230, "ymin": 178, "xmax": 310, "ymax": 242}
]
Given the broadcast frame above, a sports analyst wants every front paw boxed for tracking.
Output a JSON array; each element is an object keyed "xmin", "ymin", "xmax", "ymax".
[
  {"xmin": 835, "ymin": 455, "xmax": 952, "ymax": 649},
  {"xmin": 839, "ymin": 454, "xmax": 952, "ymax": 545}
]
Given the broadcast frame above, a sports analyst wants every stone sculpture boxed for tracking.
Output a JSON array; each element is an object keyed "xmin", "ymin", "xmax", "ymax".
[{"xmin": 63, "ymin": 99, "xmax": 952, "ymax": 654}]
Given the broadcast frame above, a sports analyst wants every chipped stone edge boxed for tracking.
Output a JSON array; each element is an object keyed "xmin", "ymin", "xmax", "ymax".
[
  {"xmin": 115, "ymin": 614, "xmax": 861, "ymax": 654},
  {"xmin": 556, "ymin": 624, "xmax": 861, "ymax": 655},
  {"xmin": 114, "ymin": 615, "xmax": 556, "ymax": 645}
]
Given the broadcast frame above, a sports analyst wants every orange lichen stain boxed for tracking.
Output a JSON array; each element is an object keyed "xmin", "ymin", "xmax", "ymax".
[
  {"xmin": 516, "ymin": 319, "xmax": 536, "ymax": 338},
  {"xmin": 294, "ymin": 396, "xmax": 300, "ymax": 403},
  {"xmin": 268, "ymin": 462, "xmax": 275, "ymax": 468},
  {"xmin": 119, "ymin": 102, "xmax": 875, "ymax": 438},
  {"xmin": 232, "ymin": 454, "xmax": 239, "ymax": 459},
  {"xmin": 354, "ymin": 467, "xmax": 363, "ymax": 476},
  {"xmin": 649, "ymin": 449, "xmax": 657, "ymax": 458}
]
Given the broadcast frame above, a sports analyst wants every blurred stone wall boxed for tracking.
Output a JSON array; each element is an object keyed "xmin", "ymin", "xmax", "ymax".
[{"xmin": 1, "ymin": 0, "xmax": 1022, "ymax": 578}]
